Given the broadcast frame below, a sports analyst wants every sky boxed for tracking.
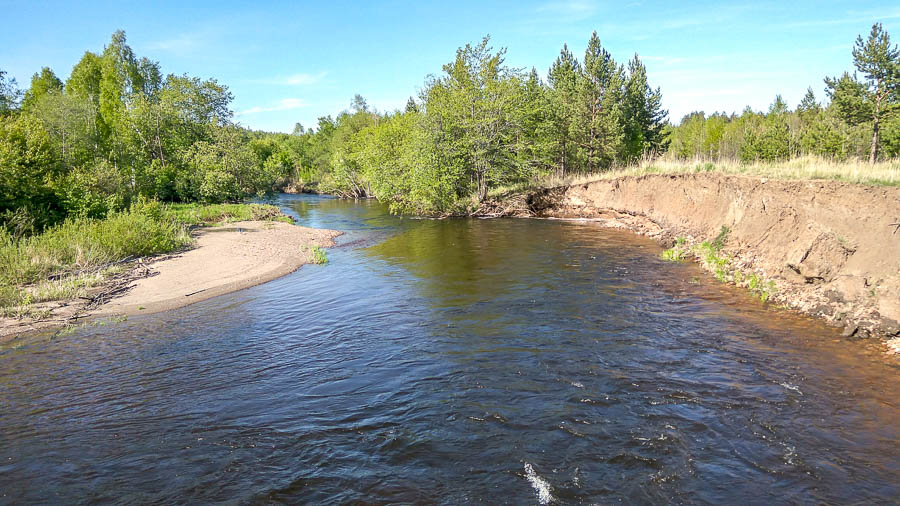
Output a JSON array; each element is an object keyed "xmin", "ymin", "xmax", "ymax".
[{"xmin": 2, "ymin": 0, "xmax": 899, "ymax": 132}]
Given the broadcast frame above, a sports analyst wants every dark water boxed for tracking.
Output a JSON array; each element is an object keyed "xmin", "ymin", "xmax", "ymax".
[{"xmin": 1, "ymin": 194, "xmax": 898, "ymax": 504}]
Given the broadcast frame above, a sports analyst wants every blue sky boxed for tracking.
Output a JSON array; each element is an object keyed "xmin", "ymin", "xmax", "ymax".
[{"xmin": 2, "ymin": 1, "xmax": 899, "ymax": 132}]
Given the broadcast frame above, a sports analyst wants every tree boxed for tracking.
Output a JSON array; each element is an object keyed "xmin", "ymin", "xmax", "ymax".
[
  {"xmin": 404, "ymin": 96, "xmax": 418, "ymax": 113},
  {"xmin": 851, "ymin": 23, "xmax": 900, "ymax": 163},
  {"xmin": 547, "ymin": 44, "xmax": 581, "ymax": 175},
  {"xmin": 21, "ymin": 67, "xmax": 63, "ymax": 111},
  {"xmin": 797, "ymin": 87, "xmax": 820, "ymax": 115},
  {"xmin": 578, "ymin": 32, "xmax": 624, "ymax": 171},
  {"xmin": 0, "ymin": 70, "xmax": 21, "ymax": 115},
  {"xmin": 623, "ymin": 53, "xmax": 668, "ymax": 161}
]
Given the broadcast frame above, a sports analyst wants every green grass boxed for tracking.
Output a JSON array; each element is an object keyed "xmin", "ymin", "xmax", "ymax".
[
  {"xmin": 660, "ymin": 237, "xmax": 689, "ymax": 261},
  {"xmin": 162, "ymin": 202, "xmax": 292, "ymax": 227},
  {"xmin": 1, "ymin": 201, "xmax": 294, "ymax": 318},
  {"xmin": 306, "ymin": 245, "xmax": 328, "ymax": 265},
  {"xmin": 660, "ymin": 226, "xmax": 776, "ymax": 303}
]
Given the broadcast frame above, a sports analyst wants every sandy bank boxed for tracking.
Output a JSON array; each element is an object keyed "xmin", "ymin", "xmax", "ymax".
[
  {"xmin": 1, "ymin": 220, "xmax": 341, "ymax": 340},
  {"xmin": 502, "ymin": 173, "xmax": 900, "ymax": 341},
  {"xmin": 94, "ymin": 220, "xmax": 341, "ymax": 316}
]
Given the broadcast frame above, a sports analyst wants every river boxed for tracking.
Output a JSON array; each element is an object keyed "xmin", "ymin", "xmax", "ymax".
[{"xmin": 1, "ymin": 194, "xmax": 898, "ymax": 504}]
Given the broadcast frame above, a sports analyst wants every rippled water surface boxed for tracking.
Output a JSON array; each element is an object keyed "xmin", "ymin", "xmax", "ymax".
[{"xmin": 1, "ymin": 194, "xmax": 898, "ymax": 504}]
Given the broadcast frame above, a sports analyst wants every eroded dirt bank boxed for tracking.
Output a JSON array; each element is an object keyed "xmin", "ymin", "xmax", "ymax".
[{"xmin": 508, "ymin": 174, "xmax": 900, "ymax": 341}]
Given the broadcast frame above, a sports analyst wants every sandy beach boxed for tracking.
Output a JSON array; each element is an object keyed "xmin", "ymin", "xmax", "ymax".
[{"xmin": 0, "ymin": 221, "xmax": 341, "ymax": 340}]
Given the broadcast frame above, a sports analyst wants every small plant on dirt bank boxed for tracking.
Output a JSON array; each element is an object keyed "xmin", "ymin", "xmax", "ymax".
[{"xmin": 661, "ymin": 237, "xmax": 688, "ymax": 261}]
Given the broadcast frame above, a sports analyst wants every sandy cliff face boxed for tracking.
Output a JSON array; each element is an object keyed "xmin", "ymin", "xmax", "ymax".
[{"xmin": 525, "ymin": 174, "xmax": 900, "ymax": 339}]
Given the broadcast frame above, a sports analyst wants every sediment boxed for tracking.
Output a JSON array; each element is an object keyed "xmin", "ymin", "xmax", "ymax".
[
  {"xmin": 495, "ymin": 173, "xmax": 900, "ymax": 341},
  {"xmin": 0, "ymin": 220, "xmax": 341, "ymax": 341}
]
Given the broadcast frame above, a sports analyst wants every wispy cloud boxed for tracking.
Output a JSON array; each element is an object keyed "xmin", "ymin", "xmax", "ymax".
[
  {"xmin": 146, "ymin": 28, "xmax": 218, "ymax": 53},
  {"xmin": 641, "ymin": 55, "xmax": 687, "ymax": 66},
  {"xmin": 537, "ymin": 0, "xmax": 597, "ymax": 14},
  {"xmin": 252, "ymin": 71, "xmax": 328, "ymax": 86},
  {"xmin": 282, "ymin": 71, "xmax": 328, "ymax": 85},
  {"xmin": 238, "ymin": 98, "xmax": 308, "ymax": 115},
  {"xmin": 780, "ymin": 7, "xmax": 900, "ymax": 29},
  {"xmin": 535, "ymin": 0, "xmax": 599, "ymax": 21}
]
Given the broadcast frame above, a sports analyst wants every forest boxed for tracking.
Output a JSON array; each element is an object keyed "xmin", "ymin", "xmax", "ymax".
[{"xmin": 1, "ymin": 24, "xmax": 899, "ymax": 232}]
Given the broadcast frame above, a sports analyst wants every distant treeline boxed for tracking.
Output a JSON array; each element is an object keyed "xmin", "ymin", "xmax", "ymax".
[
  {"xmin": 670, "ymin": 24, "xmax": 900, "ymax": 163},
  {"xmin": 2, "ymin": 24, "xmax": 898, "ymax": 228}
]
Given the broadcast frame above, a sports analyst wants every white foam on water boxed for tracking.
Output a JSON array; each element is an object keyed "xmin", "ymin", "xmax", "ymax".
[
  {"xmin": 524, "ymin": 462, "xmax": 554, "ymax": 504},
  {"xmin": 780, "ymin": 382, "xmax": 803, "ymax": 395}
]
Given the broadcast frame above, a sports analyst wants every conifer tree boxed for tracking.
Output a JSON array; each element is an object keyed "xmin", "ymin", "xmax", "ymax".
[
  {"xmin": 623, "ymin": 54, "xmax": 667, "ymax": 161},
  {"xmin": 851, "ymin": 23, "xmax": 900, "ymax": 163},
  {"xmin": 547, "ymin": 44, "xmax": 581, "ymax": 175},
  {"xmin": 579, "ymin": 32, "xmax": 624, "ymax": 171}
]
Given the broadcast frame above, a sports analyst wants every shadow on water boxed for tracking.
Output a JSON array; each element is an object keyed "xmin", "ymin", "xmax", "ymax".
[{"xmin": 1, "ymin": 194, "xmax": 897, "ymax": 504}]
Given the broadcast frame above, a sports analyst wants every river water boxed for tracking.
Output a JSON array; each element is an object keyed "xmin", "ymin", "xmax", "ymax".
[{"xmin": 1, "ymin": 194, "xmax": 898, "ymax": 504}]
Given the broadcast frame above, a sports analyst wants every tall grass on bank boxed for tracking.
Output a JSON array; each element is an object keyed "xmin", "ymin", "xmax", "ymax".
[
  {"xmin": 0, "ymin": 202, "xmax": 291, "ymax": 315},
  {"xmin": 535, "ymin": 155, "xmax": 900, "ymax": 189},
  {"xmin": 163, "ymin": 203, "xmax": 293, "ymax": 226}
]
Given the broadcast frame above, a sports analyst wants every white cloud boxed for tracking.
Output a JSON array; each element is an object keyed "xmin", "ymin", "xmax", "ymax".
[
  {"xmin": 283, "ymin": 71, "xmax": 327, "ymax": 85},
  {"xmin": 238, "ymin": 98, "xmax": 309, "ymax": 115},
  {"xmin": 146, "ymin": 27, "xmax": 220, "ymax": 53},
  {"xmin": 641, "ymin": 56, "xmax": 687, "ymax": 65},
  {"xmin": 535, "ymin": 0, "xmax": 599, "ymax": 20},
  {"xmin": 781, "ymin": 7, "xmax": 900, "ymax": 28}
]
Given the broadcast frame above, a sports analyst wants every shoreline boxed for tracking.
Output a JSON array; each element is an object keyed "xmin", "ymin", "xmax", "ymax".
[
  {"xmin": 0, "ymin": 220, "xmax": 341, "ymax": 342},
  {"xmin": 485, "ymin": 173, "xmax": 900, "ymax": 349}
]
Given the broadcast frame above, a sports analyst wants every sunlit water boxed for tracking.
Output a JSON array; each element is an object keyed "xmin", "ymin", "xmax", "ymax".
[{"xmin": 1, "ymin": 194, "xmax": 898, "ymax": 504}]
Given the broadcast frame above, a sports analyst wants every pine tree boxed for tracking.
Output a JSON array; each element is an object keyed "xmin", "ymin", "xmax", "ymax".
[
  {"xmin": 851, "ymin": 23, "xmax": 900, "ymax": 163},
  {"xmin": 404, "ymin": 96, "xmax": 418, "ymax": 113},
  {"xmin": 547, "ymin": 43, "xmax": 581, "ymax": 175},
  {"xmin": 797, "ymin": 87, "xmax": 820, "ymax": 114},
  {"xmin": 579, "ymin": 32, "xmax": 624, "ymax": 171},
  {"xmin": 623, "ymin": 53, "xmax": 668, "ymax": 162}
]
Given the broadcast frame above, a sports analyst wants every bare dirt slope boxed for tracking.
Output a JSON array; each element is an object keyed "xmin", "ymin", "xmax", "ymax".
[{"xmin": 524, "ymin": 174, "xmax": 900, "ymax": 339}]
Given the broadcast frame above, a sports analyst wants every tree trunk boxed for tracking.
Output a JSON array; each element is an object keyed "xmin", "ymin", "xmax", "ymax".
[{"xmin": 870, "ymin": 115, "xmax": 879, "ymax": 165}]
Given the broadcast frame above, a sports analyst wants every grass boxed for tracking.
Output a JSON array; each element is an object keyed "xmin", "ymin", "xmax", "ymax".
[
  {"xmin": 305, "ymin": 245, "xmax": 328, "ymax": 265},
  {"xmin": 661, "ymin": 226, "xmax": 776, "ymax": 303},
  {"xmin": 162, "ymin": 203, "xmax": 293, "ymax": 227},
  {"xmin": 1, "ymin": 201, "xmax": 294, "ymax": 318},
  {"xmin": 534, "ymin": 155, "xmax": 900, "ymax": 189}
]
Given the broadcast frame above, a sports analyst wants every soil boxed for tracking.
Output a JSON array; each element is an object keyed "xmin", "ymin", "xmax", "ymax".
[
  {"xmin": 489, "ymin": 173, "xmax": 900, "ymax": 342},
  {"xmin": 0, "ymin": 221, "xmax": 341, "ymax": 341}
]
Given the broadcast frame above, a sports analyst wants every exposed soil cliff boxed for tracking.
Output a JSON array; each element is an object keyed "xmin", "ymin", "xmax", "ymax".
[{"xmin": 507, "ymin": 174, "xmax": 900, "ymax": 340}]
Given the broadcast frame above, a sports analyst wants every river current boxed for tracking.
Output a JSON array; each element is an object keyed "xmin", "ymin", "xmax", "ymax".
[{"xmin": 1, "ymin": 194, "xmax": 898, "ymax": 504}]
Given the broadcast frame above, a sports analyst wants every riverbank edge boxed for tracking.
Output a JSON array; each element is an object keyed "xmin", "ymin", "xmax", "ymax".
[
  {"xmin": 0, "ymin": 220, "xmax": 342, "ymax": 343},
  {"xmin": 480, "ymin": 173, "xmax": 900, "ymax": 349}
]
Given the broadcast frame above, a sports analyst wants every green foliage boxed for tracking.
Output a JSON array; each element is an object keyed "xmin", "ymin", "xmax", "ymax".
[
  {"xmin": 712, "ymin": 225, "xmax": 730, "ymax": 251},
  {"xmin": 162, "ymin": 202, "xmax": 287, "ymax": 226},
  {"xmin": 0, "ymin": 204, "xmax": 190, "ymax": 288},
  {"xmin": 660, "ymin": 236, "xmax": 688, "ymax": 261},
  {"xmin": 307, "ymin": 245, "xmax": 328, "ymax": 265},
  {"xmin": 0, "ymin": 30, "xmax": 288, "ymax": 237},
  {"xmin": 0, "ymin": 70, "xmax": 21, "ymax": 115},
  {"xmin": 271, "ymin": 32, "xmax": 667, "ymax": 215},
  {"xmin": 21, "ymin": 67, "xmax": 63, "ymax": 111}
]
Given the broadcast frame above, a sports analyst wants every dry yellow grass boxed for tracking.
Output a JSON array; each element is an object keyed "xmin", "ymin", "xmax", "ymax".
[{"xmin": 537, "ymin": 156, "xmax": 900, "ymax": 189}]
